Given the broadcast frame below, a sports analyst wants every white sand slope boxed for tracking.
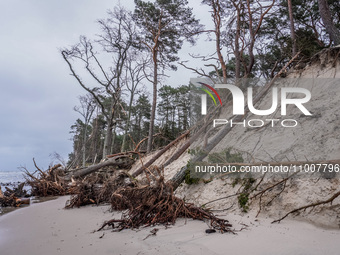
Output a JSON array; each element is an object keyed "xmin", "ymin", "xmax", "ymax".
[
  {"xmin": 0, "ymin": 196, "xmax": 339, "ymax": 255},
  {"xmin": 172, "ymin": 50, "xmax": 340, "ymax": 228}
]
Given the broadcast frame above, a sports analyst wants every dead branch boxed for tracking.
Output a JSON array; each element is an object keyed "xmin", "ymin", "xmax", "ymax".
[
  {"xmin": 0, "ymin": 195, "xmax": 29, "ymax": 207},
  {"xmin": 250, "ymin": 172, "xmax": 298, "ymax": 199},
  {"xmin": 134, "ymin": 133, "xmax": 161, "ymax": 152},
  {"xmin": 24, "ymin": 162, "xmax": 68, "ymax": 197},
  {"xmin": 272, "ymin": 190, "xmax": 340, "ymax": 223},
  {"xmin": 201, "ymin": 194, "xmax": 239, "ymax": 208}
]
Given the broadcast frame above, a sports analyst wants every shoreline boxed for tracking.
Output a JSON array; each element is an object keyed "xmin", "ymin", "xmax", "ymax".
[{"xmin": 0, "ymin": 196, "xmax": 339, "ymax": 255}]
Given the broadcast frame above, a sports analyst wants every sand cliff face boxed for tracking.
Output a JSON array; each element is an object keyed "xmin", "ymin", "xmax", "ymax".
[
  {"xmin": 210, "ymin": 48, "xmax": 340, "ymax": 163},
  {"xmin": 130, "ymin": 48, "xmax": 340, "ymax": 228}
]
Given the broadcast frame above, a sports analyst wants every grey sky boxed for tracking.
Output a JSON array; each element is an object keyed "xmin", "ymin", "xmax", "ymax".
[{"xmin": 0, "ymin": 0, "xmax": 212, "ymax": 172}]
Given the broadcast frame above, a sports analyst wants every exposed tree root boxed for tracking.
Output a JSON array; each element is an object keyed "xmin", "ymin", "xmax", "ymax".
[
  {"xmin": 65, "ymin": 172, "xmax": 137, "ymax": 208},
  {"xmin": 98, "ymin": 178, "xmax": 234, "ymax": 233}
]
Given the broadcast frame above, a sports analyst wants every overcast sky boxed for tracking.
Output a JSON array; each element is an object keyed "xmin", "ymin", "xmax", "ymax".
[{"xmin": 0, "ymin": 0, "xmax": 211, "ymax": 173}]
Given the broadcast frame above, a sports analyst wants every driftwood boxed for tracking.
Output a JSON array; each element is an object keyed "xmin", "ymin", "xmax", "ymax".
[
  {"xmin": 0, "ymin": 183, "xmax": 30, "ymax": 207},
  {"xmin": 0, "ymin": 195, "xmax": 29, "ymax": 207},
  {"xmin": 4, "ymin": 183, "xmax": 27, "ymax": 198},
  {"xmin": 66, "ymin": 182, "xmax": 109, "ymax": 208}
]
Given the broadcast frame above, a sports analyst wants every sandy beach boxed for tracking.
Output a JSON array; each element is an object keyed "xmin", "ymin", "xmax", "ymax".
[{"xmin": 0, "ymin": 196, "xmax": 339, "ymax": 255}]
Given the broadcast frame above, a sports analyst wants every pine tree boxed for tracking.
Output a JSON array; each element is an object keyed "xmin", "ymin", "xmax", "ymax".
[{"xmin": 134, "ymin": 0, "xmax": 201, "ymax": 153}]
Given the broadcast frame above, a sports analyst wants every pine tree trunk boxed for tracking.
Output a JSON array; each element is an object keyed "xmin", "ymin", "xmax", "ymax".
[
  {"xmin": 318, "ymin": 0, "xmax": 340, "ymax": 45},
  {"xmin": 147, "ymin": 54, "xmax": 158, "ymax": 153},
  {"xmin": 288, "ymin": 0, "xmax": 297, "ymax": 56},
  {"xmin": 235, "ymin": 4, "xmax": 241, "ymax": 79}
]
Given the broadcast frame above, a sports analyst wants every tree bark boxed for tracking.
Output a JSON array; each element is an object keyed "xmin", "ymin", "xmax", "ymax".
[
  {"xmin": 103, "ymin": 118, "xmax": 114, "ymax": 158},
  {"xmin": 162, "ymin": 107, "xmax": 221, "ymax": 168},
  {"xmin": 67, "ymin": 156, "xmax": 133, "ymax": 180},
  {"xmin": 246, "ymin": 0, "xmax": 255, "ymax": 76},
  {"xmin": 234, "ymin": 1, "xmax": 241, "ymax": 79},
  {"xmin": 121, "ymin": 95, "xmax": 133, "ymax": 152},
  {"xmin": 318, "ymin": 0, "xmax": 340, "ymax": 45},
  {"xmin": 212, "ymin": 0, "xmax": 227, "ymax": 82},
  {"xmin": 103, "ymin": 99, "xmax": 116, "ymax": 158},
  {"xmin": 288, "ymin": 0, "xmax": 297, "ymax": 56},
  {"xmin": 147, "ymin": 52, "xmax": 158, "ymax": 153},
  {"xmin": 82, "ymin": 124, "xmax": 87, "ymax": 167},
  {"xmin": 132, "ymin": 130, "xmax": 189, "ymax": 177}
]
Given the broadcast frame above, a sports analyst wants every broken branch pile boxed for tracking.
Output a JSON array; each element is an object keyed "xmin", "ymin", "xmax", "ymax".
[{"xmin": 66, "ymin": 172, "xmax": 137, "ymax": 208}]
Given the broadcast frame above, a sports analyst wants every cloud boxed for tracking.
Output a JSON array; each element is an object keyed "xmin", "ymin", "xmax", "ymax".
[
  {"xmin": 0, "ymin": 0, "xmax": 211, "ymax": 172},
  {"xmin": 0, "ymin": 0, "xmax": 134, "ymax": 171}
]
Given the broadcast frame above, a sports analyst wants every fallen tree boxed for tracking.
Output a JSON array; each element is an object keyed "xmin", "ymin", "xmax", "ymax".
[
  {"xmin": 66, "ymin": 155, "xmax": 134, "ymax": 181},
  {"xmin": 167, "ymin": 52, "xmax": 301, "ymax": 190},
  {"xmin": 132, "ymin": 130, "xmax": 190, "ymax": 177},
  {"xmin": 161, "ymin": 106, "xmax": 222, "ymax": 169}
]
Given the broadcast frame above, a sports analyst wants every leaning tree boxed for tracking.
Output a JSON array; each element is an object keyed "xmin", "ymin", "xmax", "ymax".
[{"xmin": 61, "ymin": 6, "xmax": 139, "ymax": 158}]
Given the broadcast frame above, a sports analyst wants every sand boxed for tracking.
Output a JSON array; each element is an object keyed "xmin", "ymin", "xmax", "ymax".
[
  {"xmin": 0, "ymin": 196, "xmax": 339, "ymax": 255},
  {"xmin": 172, "ymin": 52, "xmax": 340, "ymax": 228}
]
